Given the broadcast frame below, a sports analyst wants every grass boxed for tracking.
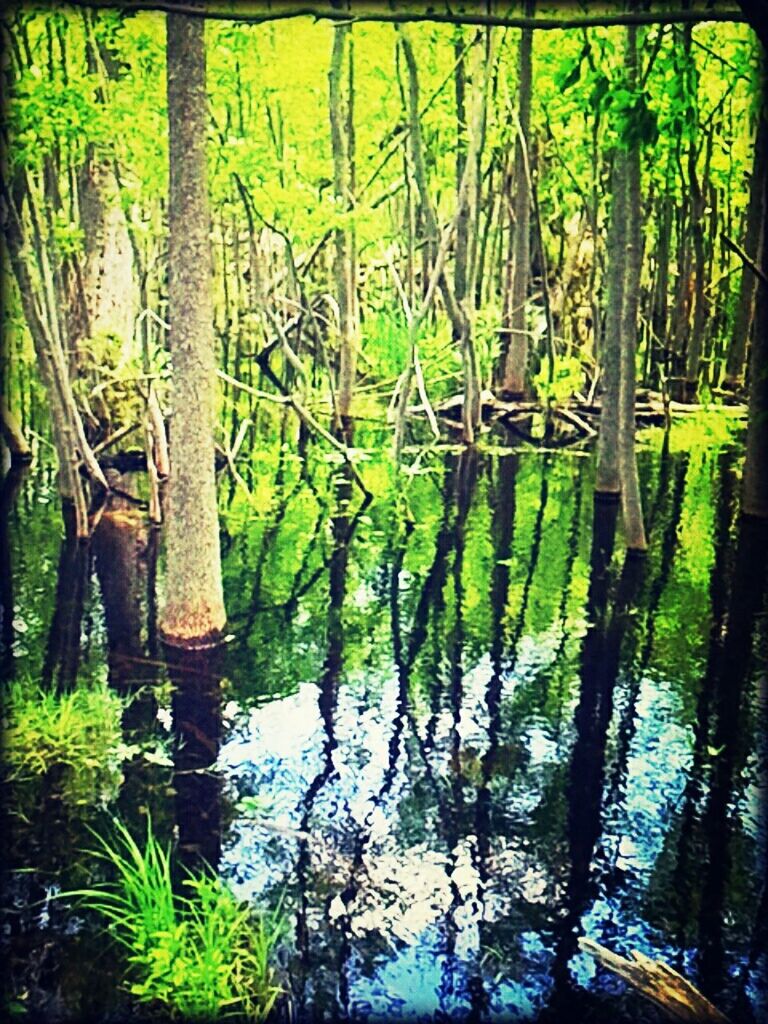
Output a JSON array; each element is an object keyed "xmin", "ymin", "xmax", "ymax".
[
  {"xmin": 66, "ymin": 818, "xmax": 283, "ymax": 1022},
  {"xmin": 2, "ymin": 678, "xmax": 127, "ymax": 806}
]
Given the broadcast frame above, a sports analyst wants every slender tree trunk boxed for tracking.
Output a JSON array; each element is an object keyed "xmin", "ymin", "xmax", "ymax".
[
  {"xmin": 160, "ymin": 12, "xmax": 226, "ymax": 647},
  {"xmin": 651, "ymin": 182, "xmax": 672, "ymax": 384},
  {"xmin": 454, "ymin": 27, "xmax": 469, "ymax": 304},
  {"xmin": 725, "ymin": 74, "xmax": 768, "ymax": 388},
  {"xmin": 500, "ymin": 6, "xmax": 533, "ymax": 398},
  {"xmin": 398, "ymin": 27, "xmax": 486, "ymax": 443},
  {"xmin": 1, "ymin": 175, "xmax": 107, "ymax": 536},
  {"xmin": 742, "ymin": 75, "xmax": 768, "ymax": 518},
  {"xmin": 0, "ymin": 398, "xmax": 32, "ymax": 464},
  {"xmin": 684, "ymin": 65, "xmax": 708, "ymax": 398},
  {"xmin": 329, "ymin": 23, "xmax": 358, "ymax": 431},
  {"xmin": 617, "ymin": 25, "xmax": 647, "ymax": 552},
  {"xmin": 596, "ymin": 154, "xmax": 626, "ymax": 496}
]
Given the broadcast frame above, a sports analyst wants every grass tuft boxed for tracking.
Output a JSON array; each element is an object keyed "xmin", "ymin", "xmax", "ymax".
[
  {"xmin": 3, "ymin": 678, "xmax": 126, "ymax": 806},
  {"xmin": 65, "ymin": 817, "xmax": 282, "ymax": 1021}
]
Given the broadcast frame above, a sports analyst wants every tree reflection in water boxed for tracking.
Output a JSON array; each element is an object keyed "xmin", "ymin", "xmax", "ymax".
[{"xmin": 2, "ymin": 436, "xmax": 766, "ymax": 1022}]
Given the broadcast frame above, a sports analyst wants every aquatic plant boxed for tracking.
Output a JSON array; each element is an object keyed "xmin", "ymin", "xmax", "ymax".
[
  {"xmin": 2, "ymin": 678, "xmax": 127, "ymax": 806},
  {"xmin": 68, "ymin": 818, "xmax": 282, "ymax": 1021}
]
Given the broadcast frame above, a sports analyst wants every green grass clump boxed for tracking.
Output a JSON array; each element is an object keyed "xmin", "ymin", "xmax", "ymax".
[
  {"xmin": 69, "ymin": 819, "xmax": 282, "ymax": 1022},
  {"xmin": 2, "ymin": 678, "xmax": 126, "ymax": 805}
]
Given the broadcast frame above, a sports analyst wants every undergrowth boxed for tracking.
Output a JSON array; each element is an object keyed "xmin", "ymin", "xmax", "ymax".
[
  {"xmin": 2, "ymin": 678, "xmax": 126, "ymax": 806},
  {"xmin": 67, "ymin": 818, "xmax": 283, "ymax": 1021}
]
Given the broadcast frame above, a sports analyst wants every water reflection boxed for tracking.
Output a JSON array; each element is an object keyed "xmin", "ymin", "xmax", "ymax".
[{"xmin": 2, "ymin": 437, "xmax": 766, "ymax": 1023}]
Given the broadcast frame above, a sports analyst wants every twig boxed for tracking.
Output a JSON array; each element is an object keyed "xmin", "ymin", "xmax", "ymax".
[
  {"xmin": 217, "ymin": 369, "xmax": 371, "ymax": 500},
  {"xmin": 92, "ymin": 422, "xmax": 139, "ymax": 455}
]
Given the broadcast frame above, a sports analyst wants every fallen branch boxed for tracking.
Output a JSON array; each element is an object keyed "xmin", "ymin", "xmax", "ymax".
[
  {"xmin": 216, "ymin": 369, "xmax": 371, "ymax": 500},
  {"xmin": 92, "ymin": 422, "xmax": 139, "ymax": 456},
  {"xmin": 722, "ymin": 233, "xmax": 768, "ymax": 287},
  {"xmin": 557, "ymin": 405, "xmax": 598, "ymax": 438},
  {"xmin": 578, "ymin": 938, "xmax": 730, "ymax": 1024}
]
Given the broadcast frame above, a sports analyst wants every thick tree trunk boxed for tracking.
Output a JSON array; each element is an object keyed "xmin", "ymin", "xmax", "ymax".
[
  {"xmin": 500, "ymin": 10, "xmax": 533, "ymax": 398},
  {"xmin": 595, "ymin": 154, "xmax": 625, "ymax": 496},
  {"xmin": 617, "ymin": 25, "xmax": 647, "ymax": 552},
  {"xmin": 78, "ymin": 149, "xmax": 137, "ymax": 349},
  {"xmin": 160, "ymin": 13, "xmax": 226, "ymax": 647}
]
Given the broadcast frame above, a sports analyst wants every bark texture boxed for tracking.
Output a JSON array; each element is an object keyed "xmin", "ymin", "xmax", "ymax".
[
  {"xmin": 79, "ymin": 152, "xmax": 137, "ymax": 350},
  {"xmin": 160, "ymin": 12, "xmax": 226, "ymax": 646}
]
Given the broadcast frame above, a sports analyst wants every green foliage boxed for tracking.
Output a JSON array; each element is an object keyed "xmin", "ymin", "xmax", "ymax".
[
  {"xmin": 3, "ymin": 678, "xmax": 127, "ymax": 806},
  {"xmin": 612, "ymin": 88, "xmax": 659, "ymax": 148},
  {"xmin": 66, "ymin": 818, "xmax": 283, "ymax": 1021},
  {"xmin": 532, "ymin": 354, "xmax": 584, "ymax": 404}
]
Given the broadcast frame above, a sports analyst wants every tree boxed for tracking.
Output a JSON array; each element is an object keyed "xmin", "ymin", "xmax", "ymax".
[
  {"xmin": 499, "ymin": 4, "xmax": 534, "ymax": 398},
  {"xmin": 159, "ymin": 11, "xmax": 226, "ymax": 647},
  {"xmin": 328, "ymin": 21, "xmax": 358, "ymax": 433},
  {"xmin": 616, "ymin": 23, "xmax": 647, "ymax": 552},
  {"xmin": 741, "ymin": 73, "xmax": 768, "ymax": 518},
  {"xmin": 594, "ymin": 154, "xmax": 625, "ymax": 496},
  {"xmin": 725, "ymin": 52, "xmax": 767, "ymax": 389}
]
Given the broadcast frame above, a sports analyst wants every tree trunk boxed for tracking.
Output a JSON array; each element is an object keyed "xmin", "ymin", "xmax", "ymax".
[
  {"xmin": 725, "ymin": 71, "xmax": 768, "ymax": 388},
  {"xmin": 684, "ymin": 48, "xmax": 708, "ymax": 399},
  {"xmin": 617, "ymin": 25, "xmax": 647, "ymax": 552},
  {"xmin": 500, "ymin": 7, "xmax": 533, "ymax": 398},
  {"xmin": 1, "ymin": 175, "xmax": 107, "ymax": 536},
  {"xmin": 398, "ymin": 27, "xmax": 485, "ymax": 443},
  {"xmin": 160, "ymin": 12, "xmax": 226, "ymax": 647},
  {"xmin": 78, "ymin": 148, "xmax": 137, "ymax": 349},
  {"xmin": 742, "ymin": 76, "xmax": 768, "ymax": 518},
  {"xmin": 454, "ymin": 27, "xmax": 469, "ymax": 304},
  {"xmin": 595, "ymin": 154, "xmax": 626, "ymax": 496},
  {"xmin": 329, "ymin": 23, "xmax": 358, "ymax": 431},
  {"xmin": 0, "ymin": 397, "xmax": 32, "ymax": 464}
]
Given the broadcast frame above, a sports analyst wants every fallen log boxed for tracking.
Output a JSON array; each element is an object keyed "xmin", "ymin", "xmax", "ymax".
[
  {"xmin": 579, "ymin": 938, "xmax": 730, "ymax": 1024},
  {"xmin": 428, "ymin": 391, "xmax": 748, "ymax": 432}
]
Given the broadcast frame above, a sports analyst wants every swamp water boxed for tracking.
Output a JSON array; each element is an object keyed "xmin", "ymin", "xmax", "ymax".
[{"xmin": 1, "ymin": 423, "xmax": 766, "ymax": 1023}]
